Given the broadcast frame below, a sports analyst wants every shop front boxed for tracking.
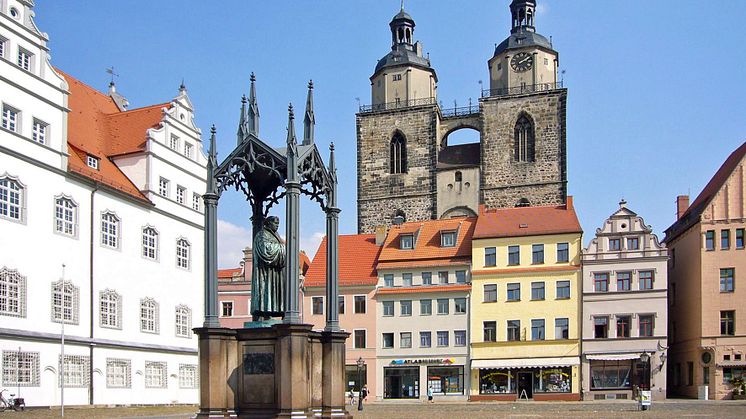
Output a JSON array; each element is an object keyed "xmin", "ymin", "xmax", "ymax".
[
  {"xmin": 584, "ymin": 353, "xmax": 657, "ymax": 400},
  {"xmin": 382, "ymin": 358, "xmax": 468, "ymax": 400},
  {"xmin": 471, "ymin": 357, "xmax": 580, "ymax": 401}
]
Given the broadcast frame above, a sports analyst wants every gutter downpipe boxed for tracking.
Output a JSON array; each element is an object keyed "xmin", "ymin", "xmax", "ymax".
[{"xmin": 89, "ymin": 184, "xmax": 98, "ymax": 405}]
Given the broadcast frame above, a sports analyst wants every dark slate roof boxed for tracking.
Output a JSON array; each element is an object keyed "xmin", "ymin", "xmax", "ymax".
[
  {"xmin": 374, "ymin": 45, "xmax": 433, "ymax": 76},
  {"xmin": 391, "ymin": 10, "xmax": 414, "ymax": 23},
  {"xmin": 437, "ymin": 143, "xmax": 480, "ymax": 169},
  {"xmin": 494, "ymin": 30, "xmax": 554, "ymax": 56},
  {"xmin": 664, "ymin": 141, "xmax": 746, "ymax": 243}
]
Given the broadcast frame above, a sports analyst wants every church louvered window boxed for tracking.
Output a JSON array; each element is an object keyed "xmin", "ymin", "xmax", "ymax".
[
  {"xmin": 390, "ymin": 132, "xmax": 408, "ymax": 174},
  {"xmin": 514, "ymin": 114, "xmax": 535, "ymax": 162}
]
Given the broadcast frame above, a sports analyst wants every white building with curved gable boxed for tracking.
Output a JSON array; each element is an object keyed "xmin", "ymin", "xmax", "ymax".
[{"xmin": 0, "ymin": 0, "xmax": 205, "ymax": 406}]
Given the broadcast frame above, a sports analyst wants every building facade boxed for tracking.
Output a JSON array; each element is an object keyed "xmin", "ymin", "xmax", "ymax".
[
  {"xmin": 356, "ymin": 0, "xmax": 566, "ymax": 234},
  {"xmin": 665, "ymin": 142, "xmax": 746, "ymax": 399},
  {"xmin": 469, "ymin": 201, "xmax": 582, "ymax": 401},
  {"xmin": 0, "ymin": 0, "xmax": 205, "ymax": 406},
  {"xmin": 218, "ymin": 248, "xmax": 252, "ymax": 328},
  {"xmin": 374, "ymin": 218, "xmax": 475, "ymax": 401},
  {"xmin": 581, "ymin": 201, "xmax": 668, "ymax": 401}
]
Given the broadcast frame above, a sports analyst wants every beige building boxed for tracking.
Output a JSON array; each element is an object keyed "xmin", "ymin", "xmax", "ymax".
[
  {"xmin": 581, "ymin": 201, "xmax": 668, "ymax": 401},
  {"xmin": 664, "ymin": 142, "xmax": 746, "ymax": 399}
]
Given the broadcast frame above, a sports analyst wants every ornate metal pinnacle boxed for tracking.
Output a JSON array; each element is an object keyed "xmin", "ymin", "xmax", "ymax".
[
  {"xmin": 241, "ymin": 94, "xmax": 247, "ymax": 104},
  {"xmin": 308, "ymin": 79, "xmax": 313, "ymax": 90},
  {"xmin": 288, "ymin": 103, "xmax": 294, "ymax": 119},
  {"xmin": 250, "ymin": 72, "xmax": 256, "ymax": 83}
]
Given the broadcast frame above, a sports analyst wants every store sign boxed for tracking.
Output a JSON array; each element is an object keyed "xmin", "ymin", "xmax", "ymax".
[{"xmin": 390, "ymin": 358, "xmax": 455, "ymax": 365}]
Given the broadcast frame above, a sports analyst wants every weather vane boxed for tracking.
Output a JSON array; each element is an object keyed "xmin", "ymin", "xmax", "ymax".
[{"xmin": 106, "ymin": 66, "xmax": 119, "ymax": 84}]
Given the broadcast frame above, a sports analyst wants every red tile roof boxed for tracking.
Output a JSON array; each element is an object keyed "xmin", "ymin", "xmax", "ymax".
[
  {"xmin": 300, "ymin": 251, "xmax": 311, "ymax": 276},
  {"xmin": 59, "ymin": 69, "xmax": 171, "ymax": 201},
  {"xmin": 473, "ymin": 198, "xmax": 582, "ymax": 239},
  {"xmin": 378, "ymin": 217, "xmax": 476, "ymax": 264},
  {"xmin": 665, "ymin": 141, "xmax": 746, "ymax": 242},
  {"xmin": 218, "ymin": 268, "xmax": 242, "ymax": 279},
  {"xmin": 304, "ymin": 234, "xmax": 382, "ymax": 288}
]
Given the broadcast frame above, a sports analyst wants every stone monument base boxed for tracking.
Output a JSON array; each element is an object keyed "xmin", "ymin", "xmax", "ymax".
[{"xmin": 194, "ymin": 324, "xmax": 351, "ymax": 419}]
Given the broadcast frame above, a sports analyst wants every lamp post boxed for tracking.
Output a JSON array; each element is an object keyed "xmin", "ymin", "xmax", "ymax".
[
  {"xmin": 356, "ymin": 357, "xmax": 365, "ymax": 411},
  {"xmin": 639, "ymin": 352, "xmax": 651, "ymax": 411}
]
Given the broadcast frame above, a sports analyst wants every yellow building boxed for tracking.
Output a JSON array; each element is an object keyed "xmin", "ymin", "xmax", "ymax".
[{"xmin": 469, "ymin": 199, "xmax": 583, "ymax": 401}]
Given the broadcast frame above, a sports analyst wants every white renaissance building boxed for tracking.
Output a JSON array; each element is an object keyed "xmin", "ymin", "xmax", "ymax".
[{"xmin": 0, "ymin": 0, "xmax": 206, "ymax": 406}]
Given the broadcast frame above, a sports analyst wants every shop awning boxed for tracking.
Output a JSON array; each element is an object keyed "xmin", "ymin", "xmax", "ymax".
[
  {"xmin": 471, "ymin": 357, "xmax": 580, "ymax": 369},
  {"xmin": 585, "ymin": 353, "xmax": 642, "ymax": 361},
  {"xmin": 718, "ymin": 361, "xmax": 746, "ymax": 367}
]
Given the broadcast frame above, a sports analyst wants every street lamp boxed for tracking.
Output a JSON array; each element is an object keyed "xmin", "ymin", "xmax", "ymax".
[
  {"xmin": 639, "ymin": 352, "xmax": 651, "ymax": 411},
  {"xmin": 356, "ymin": 357, "xmax": 365, "ymax": 411}
]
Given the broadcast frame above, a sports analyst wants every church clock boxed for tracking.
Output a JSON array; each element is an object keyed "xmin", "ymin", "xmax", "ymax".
[{"xmin": 510, "ymin": 52, "xmax": 533, "ymax": 72}]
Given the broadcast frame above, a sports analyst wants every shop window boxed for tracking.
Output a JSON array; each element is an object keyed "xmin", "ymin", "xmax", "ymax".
[
  {"xmin": 383, "ymin": 367, "xmax": 419, "ymax": 399},
  {"xmin": 590, "ymin": 360, "xmax": 631, "ymax": 389},
  {"xmin": 428, "ymin": 366, "xmax": 464, "ymax": 395},
  {"xmin": 534, "ymin": 367, "xmax": 572, "ymax": 393},
  {"xmin": 345, "ymin": 364, "xmax": 367, "ymax": 392},
  {"xmin": 723, "ymin": 367, "xmax": 744, "ymax": 385},
  {"xmin": 479, "ymin": 369, "xmax": 515, "ymax": 394}
]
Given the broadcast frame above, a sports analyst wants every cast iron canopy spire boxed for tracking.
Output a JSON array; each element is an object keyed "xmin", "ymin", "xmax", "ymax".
[
  {"xmin": 303, "ymin": 80, "xmax": 315, "ymax": 146},
  {"xmin": 248, "ymin": 72, "xmax": 260, "ymax": 137}
]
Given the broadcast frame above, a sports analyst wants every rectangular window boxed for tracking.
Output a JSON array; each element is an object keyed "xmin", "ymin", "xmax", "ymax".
[
  {"xmin": 179, "ymin": 364, "xmax": 198, "ymax": 389},
  {"xmin": 531, "ymin": 319, "xmax": 545, "ymax": 341},
  {"xmin": 140, "ymin": 299, "xmax": 159, "ymax": 333},
  {"xmin": 422, "ymin": 272, "xmax": 432, "ymax": 285},
  {"xmin": 639, "ymin": 314, "xmax": 654, "ymax": 337},
  {"xmin": 454, "ymin": 297, "xmax": 467, "ymax": 314},
  {"xmin": 311, "ymin": 297, "xmax": 323, "ymax": 315},
  {"xmin": 176, "ymin": 186, "xmax": 186, "ymax": 204},
  {"xmin": 419, "ymin": 331, "xmax": 432, "ymax": 348},
  {"xmin": 617, "ymin": 271, "xmax": 631, "ymax": 291},
  {"xmin": 437, "ymin": 298, "xmax": 449, "ymax": 315},
  {"xmin": 106, "ymin": 358, "xmax": 131, "ymax": 389},
  {"xmin": 454, "ymin": 330, "xmax": 466, "ymax": 346},
  {"xmin": 720, "ymin": 268, "xmax": 735, "ymax": 292},
  {"xmin": 508, "ymin": 245, "xmax": 520, "ymax": 265},
  {"xmin": 354, "ymin": 330, "xmax": 366, "ymax": 349},
  {"xmin": 17, "ymin": 48, "xmax": 32, "ymax": 71},
  {"xmin": 184, "ymin": 142, "xmax": 193, "ymax": 159},
  {"xmin": 557, "ymin": 242, "xmax": 569, "ymax": 263},
  {"xmin": 177, "ymin": 237, "xmax": 191, "ymax": 272},
  {"xmin": 420, "ymin": 299, "xmax": 432, "ymax": 316},
  {"xmin": 531, "ymin": 282, "xmax": 545, "ymax": 300},
  {"xmin": 222, "ymin": 301, "xmax": 233, "ymax": 317},
  {"xmin": 382, "ymin": 333, "xmax": 394, "ymax": 349},
  {"xmin": 2, "ymin": 351, "xmax": 40, "ymax": 387},
  {"xmin": 594, "ymin": 316, "xmax": 609, "ymax": 338},
  {"xmin": 639, "ymin": 270, "xmax": 654, "ymax": 290},
  {"xmin": 86, "ymin": 155, "xmax": 98, "ymax": 170},
  {"xmin": 703, "ymin": 366, "xmax": 710, "ymax": 385},
  {"xmin": 51, "ymin": 281, "xmax": 79, "ymax": 324},
  {"xmin": 400, "ymin": 234, "xmax": 414, "ymax": 250},
  {"xmin": 594, "ymin": 273, "xmax": 609, "ymax": 292},
  {"xmin": 555, "ymin": 318, "xmax": 569, "ymax": 339},
  {"xmin": 532, "ymin": 244, "xmax": 544, "ymax": 264},
  {"xmin": 507, "ymin": 320, "xmax": 520, "ymax": 341},
  {"xmin": 627, "ymin": 237, "xmax": 639, "ymax": 250},
  {"xmin": 438, "ymin": 271, "xmax": 449, "ymax": 284},
  {"xmin": 400, "ymin": 300, "xmax": 412, "ymax": 316},
  {"xmin": 441, "ymin": 231, "xmax": 456, "ymax": 247},
  {"xmin": 400, "ymin": 332, "xmax": 412, "ymax": 348},
  {"xmin": 556, "ymin": 280, "xmax": 571, "ymax": 299},
  {"xmin": 484, "ymin": 284, "xmax": 497, "ymax": 302},
  {"xmin": 609, "ymin": 238, "xmax": 621, "ymax": 251},
  {"xmin": 145, "ymin": 361, "xmax": 167, "ymax": 388},
  {"xmin": 32, "ymin": 119, "xmax": 48, "ymax": 144},
  {"xmin": 169, "ymin": 135, "xmax": 179, "ymax": 150},
  {"xmin": 59, "ymin": 355, "xmax": 90, "ymax": 388},
  {"xmin": 99, "ymin": 290, "xmax": 121, "ymax": 329},
  {"xmin": 616, "ymin": 315, "xmax": 631, "ymax": 338},
  {"xmin": 338, "ymin": 296, "xmax": 345, "ymax": 315},
  {"xmin": 158, "ymin": 177, "xmax": 169, "ymax": 197},
  {"xmin": 384, "ymin": 274, "xmax": 394, "ymax": 287},
  {"xmin": 0, "ymin": 268, "xmax": 26, "ymax": 318},
  {"xmin": 484, "ymin": 321, "xmax": 496, "ymax": 342},
  {"xmin": 192, "ymin": 193, "xmax": 201, "ymax": 211},
  {"xmin": 437, "ymin": 331, "xmax": 449, "ymax": 347},
  {"xmin": 402, "ymin": 273, "xmax": 413, "ymax": 287},
  {"xmin": 485, "ymin": 247, "xmax": 497, "ymax": 267},
  {"xmin": 354, "ymin": 295, "xmax": 366, "ymax": 313},
  {"xmin": 2, "ymin": 105, "xmax": 19, "ymax": 132},
  {"xmin": 737, "ymin": 229, "xmax": 745, "ymax": 249},
  {"xmin": 722, "ymin": 230, "xmax": 731, "ymax": 250},
  {"xmin": 721, "ymin": 310, "xmax": 735, "ymax": 335},
  {"xmin": 507, "ymin": 283, "xmax": 520, "ymax": 301},
  {"xmin": 0, "ymin": 177, "xmax": 24, "ymax": 221},
  {"xmin": 705, "ymin": 230, "xmax": 715, "ymax": 250},
  {"xmin": 175, "ymin": 306, "xmax": 191, "ymax": 337},
  {"xmin": 687, "ymin": 362, "xmax": 694, "ymax": 386},
  {"xmin": 0, "ymin": 37, "xmax": 5, "ymax": 58},
  {"xmin": 455, "ymin": 270, "xmax": 466, "ymax": 284}
]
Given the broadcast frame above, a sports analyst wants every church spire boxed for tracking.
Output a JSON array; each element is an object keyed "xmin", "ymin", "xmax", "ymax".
[
  {"xmin": 302, "ymin": 80, "xmax": 315, "ymax": 146},
  {"xmin": 510, "ymin": 0, "xmax": 537, "ymax": 34},
  {"xmin": 247, "ymin": 72, "xmax": 260, "ymax": 137}
]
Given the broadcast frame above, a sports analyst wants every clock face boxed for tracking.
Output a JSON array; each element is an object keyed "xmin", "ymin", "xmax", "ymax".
[{"xmin": 511, "ymin": 52, "xmax": 534, "ymax": 72}]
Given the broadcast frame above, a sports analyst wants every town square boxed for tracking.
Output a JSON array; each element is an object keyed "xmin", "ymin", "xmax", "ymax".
[{"xmin": 0, "ymin": 1, "xmax": 745, "ymax": 418}]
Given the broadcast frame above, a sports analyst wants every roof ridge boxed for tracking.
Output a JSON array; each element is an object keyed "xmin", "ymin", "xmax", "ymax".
[
  {"xmin": 108, "ymin": 101, "xmax": 171, "ymax": 116},
  {"xmin": 54, "ymin": 67, "xmax": 119, "ymax": 112}
]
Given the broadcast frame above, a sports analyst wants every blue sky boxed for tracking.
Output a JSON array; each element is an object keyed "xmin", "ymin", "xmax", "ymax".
[{"xmin": 37, "ymin": 1, "xmax": 746, "ymax": 267}]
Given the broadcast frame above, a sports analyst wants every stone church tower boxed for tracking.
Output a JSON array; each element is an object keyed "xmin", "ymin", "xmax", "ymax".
[{"xmin": 356, "ymin": 0, "xmax": 567, "ymax": 234}]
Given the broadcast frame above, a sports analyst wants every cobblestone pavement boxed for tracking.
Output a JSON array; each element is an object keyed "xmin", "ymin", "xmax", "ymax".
[{"xmin": 10, "ymin": 401, "xmax": 746, "ymax": 419}]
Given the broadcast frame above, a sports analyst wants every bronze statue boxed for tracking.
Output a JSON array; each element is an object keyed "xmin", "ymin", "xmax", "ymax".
[{"xmin": 251, "ymin": 216, "xmax": 285, "ymax": 320}]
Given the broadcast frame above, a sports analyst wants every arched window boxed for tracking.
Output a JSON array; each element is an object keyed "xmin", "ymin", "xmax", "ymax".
[
  {"xmin": 455, "ymin": 171, "xmax": 463, "ymax": 182},
  {"xmin": 176, "ymin": 238, "xmax": 191, "ymax": 270},
  {"xmin": 0, "ymin": 267, "xmax": 26, "ymax": 317},
  {"xmin": 393, "ymin": 209, "xmax": 406, "ymax": 225},
  {"xmin": 100, "ymin": 289, "xmax": 122, "ymax": 329},
  {"xmin": 140, "ymin": 298, "xmax": 159, "ymax": 334},
  {"xmin": 101, "ymin": 212, "xmax": 120, "ymax": 249},
  {"xmin": 54, "ymin": 196, "xmax": 77, "ymax": 237},
  {"xmin": 175, "ymin": 305, "xmax": 192, "ymax": 338},
  {"xmin": 516, "ymin": 198, "xmax": 531, "ymax": 207},
  {"xmin": 0, "ymin": 175, "xmax": 24, "ymax": 222},
  {"xmin": 390, "ymin": 132, "xmax": 408, "ymax": 174},
  {"xmin": 514, "ymin": 114, "xmax": 535, "ymax": 162},
  {"xmin": 142, "ymin": 226, "xmax": 159, "ymax": 260}
]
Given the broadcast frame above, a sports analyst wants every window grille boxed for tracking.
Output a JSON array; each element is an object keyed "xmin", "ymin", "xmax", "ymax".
[
  {"xmin": 101, "ymin": 212, "xmax": 120, "ymax": 249},
  {"xmin": 142, "ymin": 227, "xmax": 159, "ymax": 260},
  {"xmin": 58, "ymin": 355, "xmax": 90, "ymax": 387},
  {"xmin": 176, "ymin": 239, "xmax": 190, "ymax": 269},
  {"xmin": 99, "ymin": 289, "xmax": 122, "ymax": 329},
  {"xmin": 175, "ymin": 305, "xmax": 192, "ymax": 338},
  {"xmin": 51, "ymin": 280, "xmax": 79, "ymax": 324},
  {"xmin": 106, "ymin": 358, "xmax": 131, "ymax": 388},
  {"xmin": 0, "ymin": 267, "xmax": 26, "ymax": 317},
  {"xmin": 144, "ymin": 361, "xmax": 167, "ymax": 388},
  {"xmin": 140, "ymin": 298, "xmax": 159, "ymax": 334},
  {"xmin": 0, "ymin": 176, "xmax": 24, "ymax": 221},
  {"xmin": 2, "ymin": 350, "xmax": 39, "ymax": 386},
  {"xmin": 179, "ymin": 364, "xmax": 198, "ymax": 389},
  {"xmin": 54, "ymin": 196, "xmax": 77, "ymax": 236}
]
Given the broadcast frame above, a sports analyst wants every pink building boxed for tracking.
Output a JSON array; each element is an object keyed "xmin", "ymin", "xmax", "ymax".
[{"xmin": 302, "ymin": 234, "xmax": 382, "ymax": 395}]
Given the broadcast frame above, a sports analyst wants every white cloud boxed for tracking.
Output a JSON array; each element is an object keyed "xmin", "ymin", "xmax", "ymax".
[
  {"xmin": 217, "ymin": 219, "xmax": 252, "ymax": 269},
  {"xmin": 300, "ymin": 231, "xmax": 325, "ymax": 261},
  {"xmin": 535, "ymin": 3, "xmax": 548, "ymax": 15}
]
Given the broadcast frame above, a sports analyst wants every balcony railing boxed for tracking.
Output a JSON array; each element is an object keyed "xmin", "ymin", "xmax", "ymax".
[
  {"xmin": 481, "ymin": 81, "xmax": 564, "ymax": 98},
  {"xmin": 440, "ymin": 104, "xmax": 480, "ymax": 118},
  {"xmin": 358, "ymin": 97, "xmax": 437, "ymax": 114}
]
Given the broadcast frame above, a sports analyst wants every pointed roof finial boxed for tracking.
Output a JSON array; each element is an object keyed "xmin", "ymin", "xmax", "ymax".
[
  {"xmin": 250, "ymin": 72, "xmax": 256, "ymax": 82},
  {"xmin": 248, "ymin": 73, "xmax": 259, "ymax": 137},
  {"xmin": 303, "ymin": 79, "xmax": 315, "ymax": 146},
  {"xmin": 237, "ymin": 95, "xmax": 248, "ymax": 145},
  {"xmin": 401, "ymin": 0, "xmax": 405, "ymax": 12},
  {"xmin": 287, "ymin": 103, "xmax": 296, "ymax": 146},
  {"xmin": 329, "ymin": 142, "xmax": 336, "ymax": 172},
  {"xmin": 179, "ymin": 78, "xmax": 186, "ymax": 92},
  {"xmin": 619, "ymin": 198, "xmax": 627, "ymax": 208}
]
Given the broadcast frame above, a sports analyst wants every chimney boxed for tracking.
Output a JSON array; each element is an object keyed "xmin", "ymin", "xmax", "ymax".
[
  {"xmin": 375, "ymin": 225, "xmax": 388, "ymax": 246},
  {"xmin": 676, "ymin": 195, "xmax": 690, "ymax": 220},
  {"xmin": 566, "ymin": 195, "xmax": 574, "ymax": 209}
]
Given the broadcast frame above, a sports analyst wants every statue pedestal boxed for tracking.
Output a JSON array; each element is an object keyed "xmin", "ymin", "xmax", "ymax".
[{"xmin": 194, "ymin": 324, "xmax": 351, "ymax": 419}]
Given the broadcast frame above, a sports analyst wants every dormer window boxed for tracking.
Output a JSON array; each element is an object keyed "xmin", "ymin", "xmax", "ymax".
[
  {"xmin": 400, "ymin": 234, "xmax": 414, "ymax": 250},
  {"xmin": 441, "ymin": 231, "xmax": 457, "ymax": 247},
  {"xmin": 86, "ymin": 155, "xmax": 99, "ymax": 170}
]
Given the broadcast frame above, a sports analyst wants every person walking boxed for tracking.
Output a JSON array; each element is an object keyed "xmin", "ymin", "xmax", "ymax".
[
  {"xmin": 361, "ymin": 384, "xmax": 368, "ymax": 404},
  {"xmin": 427, "ymin": 385, "xmax": 434, "ymax": 403}
]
